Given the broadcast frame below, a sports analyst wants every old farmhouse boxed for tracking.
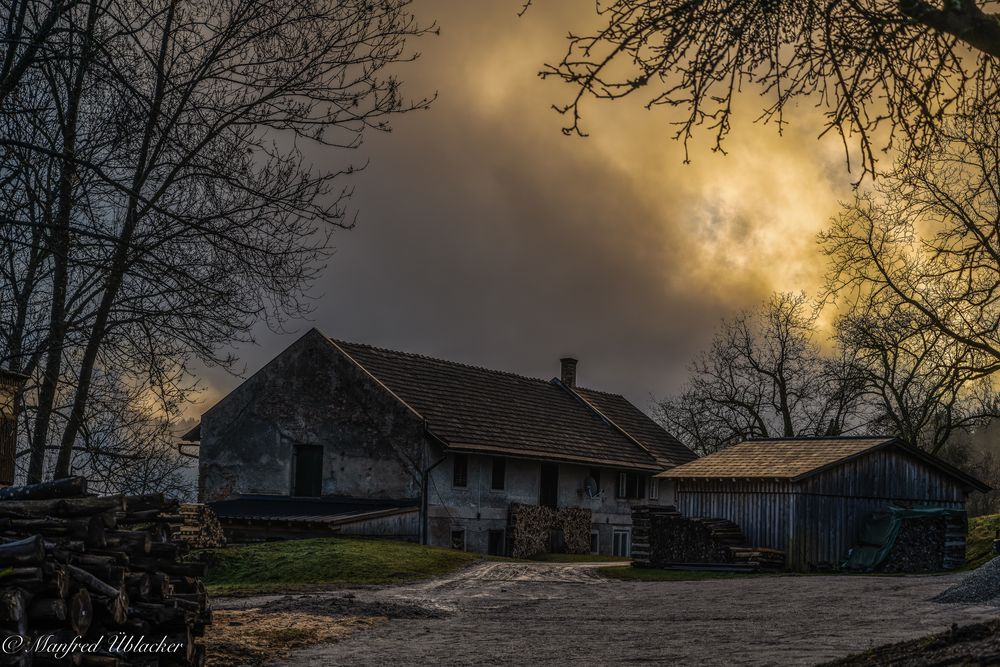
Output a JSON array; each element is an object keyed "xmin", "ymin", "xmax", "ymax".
[
  {"xmin": 189, "ymin": 329, "xmax": 696, "ymax": 555},
  {"xmin": 660, "ymin": 437, "xmax": 990, "ymax": 570}
]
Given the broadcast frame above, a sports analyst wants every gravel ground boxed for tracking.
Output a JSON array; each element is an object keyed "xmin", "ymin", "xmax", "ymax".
[
  {"xmin": 934, "ymin": 557, "xmax": 1000, "ymax": 605},
  {"xmin": 215, "ymin": 561, "xmax": 1000, "ymax": 666}
]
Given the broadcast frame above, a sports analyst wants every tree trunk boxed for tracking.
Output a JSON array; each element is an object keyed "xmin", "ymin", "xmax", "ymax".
[
  {"xmin": 28, "ymin": 1, "xmax": 100, "ymax": 484},
  {"xmin": 53, "ymin": 1, "xmax": 176, "ymax": 478}
]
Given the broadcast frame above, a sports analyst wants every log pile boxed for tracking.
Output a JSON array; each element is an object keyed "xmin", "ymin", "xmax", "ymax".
[
  {"xmin": 171, "ymin": 505, "xmax": 225, "ymax": 550},
  {"xmin": 0, "ymin": 477, "xmax": 210, "ymax": 665},
  {"xmin": 630, "ymin": 505, "xmax": 680, "ymax": 565},
  {"xmin": 880, "ymin": 513, "xmax": 966, "ymax": 573},
  {"xmin": 943, "ymin": 513, "xmax": 968, "ymax": 571},
  {"xmin": 556, "ymin": 508, "xmax": 592, "ymax": 555},
  {"xmin": 631, "ymin": 506, "xmax": 785, "ymax": 571},
  {"xmin": 728, "ymin": 547, "xmax": 786, "ymax": 570},
  {"xmin": 507, "ymin": 504, "xmax": 592, "ymax": 559}
]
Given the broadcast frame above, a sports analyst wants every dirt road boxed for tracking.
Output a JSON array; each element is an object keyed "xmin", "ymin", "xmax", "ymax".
[{"xmin": 215, "ymin": 561, "xmax": 1000, "ymax": 666}]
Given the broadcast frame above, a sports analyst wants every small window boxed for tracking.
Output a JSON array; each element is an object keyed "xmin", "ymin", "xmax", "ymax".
[
  {"xmin": 491, "ymin": 457, "xmax": 506, "ymax": 490},
  {"xmin": 616, "ymin": 471, "xmax": 645, "ymax": 500},
  {"xmin": 649, "ymin": 477, "xmax": 659, "ymax": 500},
  {"xmin": 453, "ymin": 454, "xmax": 468, "ymax": 488},
  {"xmin": 451, "ymin": 529, "xmax": 466, "ymax": 550},
  {"xmin": 590, "ymin": 531, "xmax": 600, "ymax": 555}
]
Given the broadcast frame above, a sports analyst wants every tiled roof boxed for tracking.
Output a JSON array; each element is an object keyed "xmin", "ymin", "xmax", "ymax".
[
  {"xmin": 659, "ymin": 437, "xmax": 898, "ymax": 479},
  {"xmin": 574, "ymin": 387, "xmax": 697, "ymax": 467},
  {"xmin": 209, "ymin": 495, "xmax": 418, "ymax": 525},
  {"xmin": 659, "ymin": 437, "xmax": 990, "ymax": 491},
  {"xmin": 332, "ymin": 339, "xmax": 694, "ymax": 471}
]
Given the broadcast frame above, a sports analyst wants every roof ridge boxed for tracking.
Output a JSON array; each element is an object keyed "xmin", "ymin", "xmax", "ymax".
[
  {"xmin": 573, "ymin": 385, "xmax": 625, "ymax": 399},
  {"xmin": 331, "ymin": 338, "xmax": 559, "ymax": 386},
  {"xmin": 556, "ymin": 380, "xmax": 659, "ymax": 464}
]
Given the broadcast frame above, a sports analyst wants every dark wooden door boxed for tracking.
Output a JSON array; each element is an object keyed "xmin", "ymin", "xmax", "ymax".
[
  {"xmin": 293, "ymin": 445, "xmax": 323, "ymax": 497},
  {"xmin": 540, "ymin": 463, "xmax": 559, "ymax": 508}
]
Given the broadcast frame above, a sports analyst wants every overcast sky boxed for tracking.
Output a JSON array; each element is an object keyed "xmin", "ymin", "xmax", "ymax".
[{"xmin": 193, "ymin": 0, "xmax": 859, "ymax": 416}]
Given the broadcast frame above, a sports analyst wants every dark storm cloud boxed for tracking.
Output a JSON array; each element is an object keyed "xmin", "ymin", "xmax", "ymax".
[{"xmin": 194, "ymin": 0, "xmax": 854, "ymax": 413}]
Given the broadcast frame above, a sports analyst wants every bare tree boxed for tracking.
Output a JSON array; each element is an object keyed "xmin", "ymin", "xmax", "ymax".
[
  {"xmin": 0, "ymin": 0, "xmax": 433, "ymax": 485},
  {"xmin": 942, "ymin": 432, "xmax": 1000, "ymax": 515},
  {"xmin": 662, "ymin": 287, "xmax": 998, "ymax": 455},
  {"xmin": 72, "ymin": 370, "xmax": 193, "ymax": 499},
  {"xmin": 0, "ymin": 0, "xmax": 81, "ymax": 106},
  {"xmin": 822, "ymin": 105, "xmax": 1000, "ymax": 377},
  {"xmin": 657, "ymin": 292, "xmax": 854, "ymax": 454},
  {"xmin": 835, "ymin": 303, "xmax": 999, "ymax": 453},
  {"xmin": 537, "ymin": 0, "xmax": 1000, "ymax": 177}
]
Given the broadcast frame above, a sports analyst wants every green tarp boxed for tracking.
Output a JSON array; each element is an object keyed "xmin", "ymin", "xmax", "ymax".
[{"xmin": 843, "ymin": 505, "xmax": 966, "ymax": 571}]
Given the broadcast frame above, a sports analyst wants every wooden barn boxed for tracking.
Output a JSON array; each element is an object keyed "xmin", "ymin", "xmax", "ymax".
[{"xmin": 659, "ymin": 437, "xmax": 990, "ymax": 571}]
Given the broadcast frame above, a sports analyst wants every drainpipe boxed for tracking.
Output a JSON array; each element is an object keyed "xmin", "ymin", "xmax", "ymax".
[{"xmin": 420, "ymin": 437, "xmax": 448, "ymax": 546}]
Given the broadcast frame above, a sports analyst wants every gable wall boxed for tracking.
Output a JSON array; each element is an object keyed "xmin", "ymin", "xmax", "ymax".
[
  {"xmin": 794, "ymin": 446, "xmax": 967, "ymax": 502},
  {"xmin": 199, "ymin": 330, "xmax": 426, "ymax": 502}
]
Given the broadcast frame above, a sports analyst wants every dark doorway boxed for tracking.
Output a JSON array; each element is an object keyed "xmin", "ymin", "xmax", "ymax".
[
  {"xmin": 292, "ymin": 445, "xmax": 323, "ymax": 497},
  {"xmin": 488, "ymin": 529, "xmax": 505, "ymax": 556},
  {"xmin": 451, "ymin": 529, "xmax": 466, "ymax": 550},
  {"xmin": 539, "ymin": 463, "xmax": 559, "ymax": 508}
]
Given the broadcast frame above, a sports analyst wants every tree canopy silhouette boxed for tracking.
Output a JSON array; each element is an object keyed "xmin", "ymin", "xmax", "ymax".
[{"xmin": 539, "ymin": 0, "xmax": 1000, "ymax": 177}]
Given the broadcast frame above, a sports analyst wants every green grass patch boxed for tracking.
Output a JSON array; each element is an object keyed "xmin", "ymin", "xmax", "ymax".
[
  {"xmin": 966, "ymin": 513, "xmax": 1000, "ymax": 569},
  {"xmin": 598, "ymin": 566, "xmax": 767, "ymax": 581},
  {"xmin": 197, "ymin": 537, "xmax": 480, "ymax": 595},
  {"xmin": 529, "ymin": 553, "xmax": 627, "ymax": 563}
]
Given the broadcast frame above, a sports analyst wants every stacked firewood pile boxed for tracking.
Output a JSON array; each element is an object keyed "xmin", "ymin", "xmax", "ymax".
[
  {"xmin": 507, "ymin": 504, "xmax": 592, "ymax": 559},
  {"xmin": 631, "ymin": 506, "xmax": 785, "ymax": 571},
  {"xmin": 880, "ymin": 513, "xmax": 966, "ymax": 573},
  {"xmin": 942, "ymin": 513, "xmax": 968, "ymax": 570},
  {"xmin": 0, "ymin": 477, "xmax": 210, "ymax": 665},
  {"xmin": 172, "ymin": 505, "xmax": 225, "ymax": 549},
  {"xmin": 630, "ymin": 505, "xmax": 679, "ymax": 565},
  {"xmin": 557, "ymin": 508, "xmax": 592, "ymax": 554}
]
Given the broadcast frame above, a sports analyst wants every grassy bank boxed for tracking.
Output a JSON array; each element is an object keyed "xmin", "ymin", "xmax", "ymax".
[
  {"xmin": 966, "ymin": 513, "xmax": 1000, "ymax": 569},
  {"xmin": 198, "ymin": 538, "xmax": 480, "ymax": 595}
]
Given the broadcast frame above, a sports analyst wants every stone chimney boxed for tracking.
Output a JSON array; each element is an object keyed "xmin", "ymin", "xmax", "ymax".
[{"xmin": 560, "ymin": 357, "xmax": 578, "ymax": 388}]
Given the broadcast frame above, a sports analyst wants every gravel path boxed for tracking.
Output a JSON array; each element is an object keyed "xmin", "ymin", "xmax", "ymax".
[{"xmin": 219, "ymin": 562, "xmax": 1000, "ymax": 666}]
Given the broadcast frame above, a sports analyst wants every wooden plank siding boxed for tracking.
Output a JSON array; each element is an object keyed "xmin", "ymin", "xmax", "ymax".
[
  {"xmin": 674, "ymin": 447, "xmax": 969, "ymax": 570},
  {"xmin": 674, "ymin": 479, "xmax": 795, "ymax": 553}
]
